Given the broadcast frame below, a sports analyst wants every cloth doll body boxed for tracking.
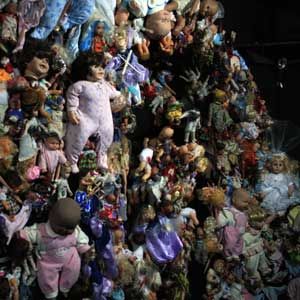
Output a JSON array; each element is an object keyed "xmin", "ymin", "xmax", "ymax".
[
  {"xmin": 65, "ymin": 54, "xmax": 123, "ymax": 173},
  {"xmin": 20, "ymin": 198, "xmax": 90, "ymax": 300}
]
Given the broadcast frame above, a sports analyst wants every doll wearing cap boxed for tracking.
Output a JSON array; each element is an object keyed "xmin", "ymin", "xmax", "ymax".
[{"xmin": 20, "ymin": 198, "xmax": 90, "ymax": 300}]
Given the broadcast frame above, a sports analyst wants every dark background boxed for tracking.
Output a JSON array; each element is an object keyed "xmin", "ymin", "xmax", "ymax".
[{"xmin": 223, "ymin": 0, "xmax": 300, "ymax": 124}]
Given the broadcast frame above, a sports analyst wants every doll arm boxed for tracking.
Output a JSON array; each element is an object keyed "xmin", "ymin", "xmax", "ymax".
[
  {"xmin": 38, "ymin": 152, "xmax": 47, "ymax": 173},
  {"xmin": 20, "ymin": 223, "xmax": 38, "ymax": 245},
  {"xmin": 58, "ymin": 150, "xmax": 67, "ymax": 165},
  {"xmin": 165, "ymin": 0, "xmax": 179, "ymax": 11},
  {"xmin": 66, "ymin": 82, "xmax": 83, "ymax": 112},
  {"xmin": 74, "ymin": 225, "xmax": 91, "ymax": 254}
]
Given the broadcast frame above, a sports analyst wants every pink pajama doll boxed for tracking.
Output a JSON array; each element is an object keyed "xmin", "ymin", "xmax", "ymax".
[
  {"xmin": 65, "ymin": 53, "xmax": 125, "ymax": 173},
  {"xmin": 20, "ymin": 198, "xmax": 91, "ymax": 300}
]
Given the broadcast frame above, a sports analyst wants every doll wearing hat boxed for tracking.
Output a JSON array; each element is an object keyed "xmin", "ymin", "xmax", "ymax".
[{"xmin": 20, "ymin": 198, "xmax": 90, "ymax": 300}]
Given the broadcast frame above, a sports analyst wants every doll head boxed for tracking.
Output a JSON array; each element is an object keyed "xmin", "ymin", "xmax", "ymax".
[
  {"xmin": 49, "ymin": 198, "xmax": 81, "ymax": 235},
  {"xmin": 44, "ymin": 131, "xmax": 61, "ymax": 150},
  {"xmin": 201, "ymin": 187, "xmax": 225, "ymax": 209},
  {"xmin": 60, "ymin": 164, "xmax": 72, "ymax": 179},
  {"xmin": 21, "ymin": 87, "xmax": 46, "ymax": 118},
  {"xmin": 213, "ymin": 259, "xmax": 226, "ymax": 275},
  {"xmin": 145, "ymin": 10, "xmax": 172, "ymax": 40},
  {"xmin": 268, "ymin": 153, "xmax": 289, "ymax": 174},
  {"xmin": 200, "ymin": 0, "xmax": 220, "ymax": 17},
  {"xmin": 232, "ymin": 188, "xmax": 251, "ymax": 211},
  {"xmin": 114, "ymin": 26, "xmax": 128, "ymax": 52},
  {"xmin": 71, "ymin": 52, "xmax": 104, "ymax": 82},
  {"xmin": 158, "ymin": 126, "xmax": 174, "ymax": 141}
]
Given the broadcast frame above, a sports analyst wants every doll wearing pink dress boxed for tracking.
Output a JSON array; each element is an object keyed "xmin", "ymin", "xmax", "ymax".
[
  {"xmin": 20, "ymin": 198, "xmax": 90, "ymax": 300},
  {"xmin": 38, "ymin": 132, "xmax": 67, "ymax": 180}
]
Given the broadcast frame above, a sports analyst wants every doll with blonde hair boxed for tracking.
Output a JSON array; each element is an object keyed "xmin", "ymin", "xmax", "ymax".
[{"xmin": 259, "ymin": 153, "xmax": 300, "ymax": 214}]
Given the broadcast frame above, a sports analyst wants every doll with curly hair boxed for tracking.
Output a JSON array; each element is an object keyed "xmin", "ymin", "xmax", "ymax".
[{"xmin": 259, "ymin": 153, "xmax": 300, "ymax": 214}]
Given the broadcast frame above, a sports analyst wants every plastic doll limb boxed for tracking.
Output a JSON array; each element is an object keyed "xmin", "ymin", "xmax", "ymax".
[
  {"xmin": 159, "ymin": 36, "xmax": 174, "ymax": 55},
  {"xmin": 67, "ymin": 111, "xmax": 80, "ymax": 125},
  {"xmin": 172, "ymin": 15, "xmax": 186, "ymax": 37},
  {"xmin": 137, "ymin": 39, "xmax": 151, "ymax": 61}
]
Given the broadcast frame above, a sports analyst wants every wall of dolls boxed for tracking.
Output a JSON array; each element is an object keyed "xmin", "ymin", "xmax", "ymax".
[{"xmin": 1, "ymin": 1, "xmax": 300, "ymax": 300}]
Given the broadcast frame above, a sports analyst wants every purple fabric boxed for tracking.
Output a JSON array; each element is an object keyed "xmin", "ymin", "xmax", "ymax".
[
  {"xmin": 146, "ymin": 216, "xmax": 183, "ymax": 264},
  {"xmin": 90, "ymin": 216, "xmax": 103, "ymax": 238}
]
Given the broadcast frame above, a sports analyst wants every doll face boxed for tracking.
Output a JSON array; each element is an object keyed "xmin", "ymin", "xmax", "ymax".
[
  {"xmin": 95, "ymin": 23, "xmax": 105, "ymax": 36},
  {"xmin": 271, "ymin": 159, "xmax": 284, "ymax": 174},
  {"xmin": 88, "ymin": 65, "xmax": 105, "ymax": 81},
  {"xmin": 26, "ymin": 57, "xmax": 49, "ymax": 77},
  {"xmin": 45, "ymin": 137, "xmax": 60, "ymax": 150},
  {"xmin": 145, "ymin": 10, "xmax": 172, "ymax": 40}
]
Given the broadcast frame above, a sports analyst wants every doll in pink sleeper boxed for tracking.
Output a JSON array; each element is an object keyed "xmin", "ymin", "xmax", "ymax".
[
  {"xmin": 38, "ymin": 132, "xmax": 67, "ymax": 180},
  {"xmin": 20, "ymin": 198, "xmax": 90, "ymax": 300},
  {"xmin": 65, "ymin": 53, "xmax": 125, "ymax": 174}
]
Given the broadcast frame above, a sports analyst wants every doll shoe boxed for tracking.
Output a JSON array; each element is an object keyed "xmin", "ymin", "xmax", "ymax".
[{"xmin": 70, "ymin": 163, "xmax": 79, "ymax": 173}]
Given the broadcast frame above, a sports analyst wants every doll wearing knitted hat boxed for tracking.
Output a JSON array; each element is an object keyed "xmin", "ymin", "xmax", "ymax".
[{"xmin": 20, "ymin": 198, "xmax": 90, "ymax": 300}]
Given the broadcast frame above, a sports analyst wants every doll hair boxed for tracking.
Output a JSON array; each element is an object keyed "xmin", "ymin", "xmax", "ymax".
[
  {"xmin": 43, "ymin": 131, "xmax": 61, "ymax": 144},
  {"xmin": 70, "ymin": 52, "xmax": 104, "ymax": 82},
  {"xmin": 201, "ymin": 187, "xmax": 225, "ymax": 208},
  {"xmin": 267, "ymin": 153, "xmax": 290, "ymax": 173}
]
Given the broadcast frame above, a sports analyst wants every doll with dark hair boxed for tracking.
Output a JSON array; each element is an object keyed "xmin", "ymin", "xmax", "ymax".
[{"xmin": 65, "ymin": 52, "xmax": 126, "ymax": 173}]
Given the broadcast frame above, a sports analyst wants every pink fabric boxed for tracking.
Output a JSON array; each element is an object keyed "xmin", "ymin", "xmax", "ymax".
[
  {"xmin": 38, "ymin": 144, "xmax": 67, "ymax": 175},
  {"xmin": 36, "ymin": 224, "xmax": 81, "ymax": 298},
  {"xmin": 26, "ymin": 166, "xmax": 41, "ymax": 181},
  {"xmin": 1, "ymin": 203, "xmax": 32, "ymax": 244},
  {"xmin": 65, "ymin": 80, "xmax": 120, "ymax": 169},
  {"xmin": 223, "ymin": 208, "xmax": 247, "ymax": 257}
]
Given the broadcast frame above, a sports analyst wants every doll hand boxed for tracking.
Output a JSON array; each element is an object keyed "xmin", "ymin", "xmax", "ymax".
[
  {"xmin": 82, "ymin": 246, "xmax": 96, "ymax": 263},
  {"xmin": 68, "ymin": 111, "xmax": 80, "ymax": 125},
  {"xmin": 288, "ymin": 185, "xmax": 294, "ymax": 197},
  {"xmin": 159, "ymin": 36, "xmax": 174, "ymax": 55}
]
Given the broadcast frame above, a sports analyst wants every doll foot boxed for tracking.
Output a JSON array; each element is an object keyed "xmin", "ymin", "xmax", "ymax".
[{"xmin": 70, "ymin": 164, "xmax": 79, "ymax": 173}]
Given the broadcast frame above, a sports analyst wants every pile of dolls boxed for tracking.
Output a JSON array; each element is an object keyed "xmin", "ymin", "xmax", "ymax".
[{"xmin": 1, "ymin": 0, "xmax": 300, "ymax": 299}]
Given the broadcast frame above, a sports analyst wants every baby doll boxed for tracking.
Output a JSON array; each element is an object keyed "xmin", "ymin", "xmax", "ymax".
[
  {"xmin": 216, "ymin": 188, "xmax": 249, "ymax": 261},
  {"xmin": 65, "ymin": 52, "xmax": 125, "ymax": 173},
  {"xmin": 20, "ymin": 198, "xmax": 91, "ymax": 300},
  {"xmin": 259, "ymin": 153, "xmax": 300, "ymax": 214},
  {"xmin": 38, "ymin": 131, "xmax": 67, "ymax": 181}
]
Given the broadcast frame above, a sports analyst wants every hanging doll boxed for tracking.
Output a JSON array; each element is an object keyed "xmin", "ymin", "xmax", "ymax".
[
  {"xmin": 20, "ymin": 198, "xmax": 91, "ymax": 300},
  {"xmin": 180, "ymin": 109, "xmax": 201, "ymax": 143},
  {"xmin": 64, "ymin": 52, "xmax": 125, "ymax": 173},
  {"xmin": 259, "ymin": 153, "xmax": 300, "ymax": 214},
  {"xmin": 105, "ymin": 25, "xmax": 149, "ymax": 106}
]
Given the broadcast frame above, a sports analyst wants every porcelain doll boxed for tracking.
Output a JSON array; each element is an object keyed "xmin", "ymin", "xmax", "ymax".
[
  {"xmin": 259, "ymin": 153, "xmax": 300, "ymax": 214},
  {"xmin": 64, "ymin": 52, "xmax": 125, "ymax": 173},
  {"xmin": 20, "ymin": 198, "xmax": 91, "ymax": 300},
  {"xmin": 38, "ymin": 131, "xmax": 67, "ymax": 180}
]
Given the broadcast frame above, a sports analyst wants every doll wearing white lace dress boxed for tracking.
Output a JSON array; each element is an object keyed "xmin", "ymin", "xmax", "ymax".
[{"xmin": 260, "ymin": 153, "xmax": 300, "ymax": 215}]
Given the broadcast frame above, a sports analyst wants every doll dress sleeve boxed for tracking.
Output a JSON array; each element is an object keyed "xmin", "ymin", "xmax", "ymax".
[{"xmin": 74, "ymin": 225, "xmax": 91, "ymax": 254}]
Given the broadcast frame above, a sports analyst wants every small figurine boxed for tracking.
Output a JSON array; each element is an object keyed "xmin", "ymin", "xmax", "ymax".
[
  {"xmin": 54, "ymin": 164, "xmax": 73, "ymax": 199},
  {"xmin": 180, "ymin": 109, "xmax": 201, "ymax": 143}
]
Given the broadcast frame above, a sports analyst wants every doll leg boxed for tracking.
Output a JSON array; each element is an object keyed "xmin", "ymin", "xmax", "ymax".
[
  {"xmin": 244, "ymin": 254, "xmax": 261, "ymax": 280},
  {"xmin": 59, "ymin": 251, "xmax": 81, "ymax": 296},
  {"xmin": 37, "ymin": 259, "xmax": 62, "ymax": 299},
  {"xmin": 95, "ymin": 125, "xmax": 114, "ymax": 170},
  {"xmin": 60, "ymin": 0, "xmax": 95, "ymax": 32},
  {"xmin": 65, "ymin": 120, "xmax": 98, "ymax": 170},
  {"xmin": 30, "ymin": 0, "xmax": 67, "ymax": 40}
]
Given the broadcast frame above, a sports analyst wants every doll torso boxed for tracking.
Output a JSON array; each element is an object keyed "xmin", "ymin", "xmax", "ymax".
[{"xmin": 67, "ymin": 80, "xmax": 113, "ymax": 121}]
